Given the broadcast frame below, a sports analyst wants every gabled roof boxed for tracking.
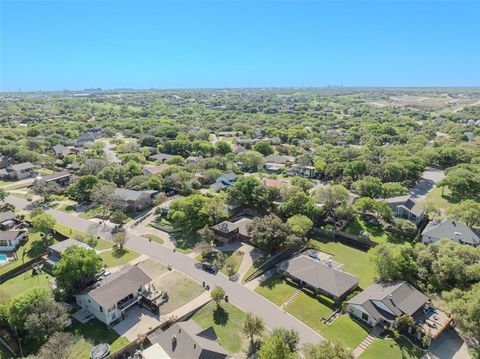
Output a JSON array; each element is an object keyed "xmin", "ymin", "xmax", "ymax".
[
  {"xmin": 114, "ymin": 188, "xmax": 150, "ymax": 202},
  {"xmin": 10, "ymin": 162, "xmax": 34, "ymax": 171},
  {"xmin": 143, "ymin": 164, "xmax": 169, "ymax": 175},
  {"xmin": 149, "ymin": 153, "xmax": 175, "ymax": 162},
  {"xmin": 148, "ymin": 321, "xmax": 230, "ymax": 359},
  {"xmin": 279, "ymin": 255, "xmax": 359, "ymax": 298},
  {"xmin": 38, "ymin": 171, "xmax": 72, "ymax": 182},
  {"xmin": 386, "ymin": 195, "xmax": 423, "ymax": 217},
  {"xmin": 212, "ymin": 218, "xmax": 252, "ymax": 236},
  {"xmin": 0, "ymin": 230, "xmax": 22, "ymax": 242},
  {"xmin": 80, "ymin": 265, "xmax": 151, "ymax": 309},
  {"xmin": 48, "ymin": 238, "xmax": 91, "ymax": 254},
  {"xmin": 421, "ymin": 220, "xmax": 479, "ymax": 245},
  {"xmin": 220, "ymin": 173, "xmax": 238, "ymax": 181},
  {"xmin": 264, "ymin": 154, "xmax": 293, "ymax": 164},
  {"xmin": 347, "ymin": 281, "xmax": 428, "ymax": 323},
  {"xmin": 0, "ymin": 211, "xmax": 16, "ymax": 223}
]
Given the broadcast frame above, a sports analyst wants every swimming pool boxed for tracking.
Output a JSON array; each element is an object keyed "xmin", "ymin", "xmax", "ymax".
[{"xmin": 0, "ymin": 253, "xmax": 8, "ymax": 265}]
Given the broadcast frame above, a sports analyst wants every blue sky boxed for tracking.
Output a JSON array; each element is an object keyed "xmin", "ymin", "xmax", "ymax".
[{"xmin": 1, "ymin": 1, "xmax": 479, "ymax": 91}]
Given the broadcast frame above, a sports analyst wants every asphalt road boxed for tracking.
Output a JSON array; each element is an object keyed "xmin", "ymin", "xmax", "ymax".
[
  {"xmin": 409, "ymin": 167, "xmax": 445, "ymax": 200},
  {"xmin": 7, "ymin": 195, "xmax": 324, "ymax": 346}
]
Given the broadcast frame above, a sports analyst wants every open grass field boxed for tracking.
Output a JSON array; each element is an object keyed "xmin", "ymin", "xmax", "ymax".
[
  {"xmin": 345, "ymin": 218, "xmax": 406, "ymax": 245},
  {"xmin": 309, "ymin": 238, "xmax": 376, "ymax": 288},
  {"xmin": 156, "ymin": 271, "xmax": 204, "ymax": 314},
  {"xmin": 99, "ymin": 248, "xmax": 139, "ymax": 267},
  {"xmin": 0, "ymin": 270, "xmax": 53, "ymax": 298},
  {"xmin": 192, "ymin": 301, "xmax": 248, "ymax": 355},
  {"xmin": 255, "ymin": 273, "xmax": 298, "ymax": 306},
  {"xmin": 359, "ymin": 337, "xmax": 425, "ymax": 359}
]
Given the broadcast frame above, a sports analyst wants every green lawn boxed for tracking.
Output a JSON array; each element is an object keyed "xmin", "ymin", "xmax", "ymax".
[
  {"xmin": 0, "ymin": 270, "xmax": 53, "ymax": 298},
  {"xmin": 99, "ymin": 248, "xmax": 139, "ymax": 267},
  {"xmin": 0, "ymin": 345, "xmax": 14, "ymax": 359},
  {"xmin": 255, "ymin": 274, "xmax": 298, "ymax": 306},
  {"xmin": 191, "ymin": 301, "xmax": 248, "ymax": 355},
  {"xmin": 285, "ymin": 290, "xmax": 335, "ymax": 327},
  {"xmin": 172, "ymin": 232, "xmax": 202, "ymax": 253},
  {"xmin": 156, "ymin": 271, "xmax": 205, "ymax": 314},
  {"xmin": 56, "ymin": 203, "xmax": 76, "ymax": 213},
  {"xmin": 321, "ymin": 315, "xmax": 368, "ymax": 350},
  {"xmin": 309, "ymin": 239, "xmax": 376, "ymax": 288},
  {"xmin": 220, "ymin": 250, "xmax": 244, "ymax": 276},
  {"xmin": 345, "ymin": 218, "xmax": 407, "ymax": 245},
  {"xmin": 242, "ymin": 255, "xmax": 269, "ymax": 282},
  {"xmin": 78, "ymin": 205, "xmax": 105, "ymax": 219},
  {"xmin": 359, "ymin": 337, "xmax": 425, "ymax": 359},
  {"xmin": 422, "ymin": 186, "xmax": 462, "ymax": 219},
  {"xmin": 54, "ymin": 224, "xmax": 113, "ymax": 250},
  {"xmin": 68, "ymin": 319, "xmax": 129, "ymax": 359},
  {"xmin": 141, "ymin": 233, "xmax": 164, "ymax": 245}
]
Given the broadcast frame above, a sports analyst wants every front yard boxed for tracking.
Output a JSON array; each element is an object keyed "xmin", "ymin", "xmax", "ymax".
[
  {"xmin": 359, "ymin": 337, "xmax": 425, "ymax": 359},
  {"xmin": 255, "ymin": 274, "xmax": 298, "ymax": 306},
  {"xmin": 99, "ymin": 248, "xmax": 140, "ymax": 267},
  {"xmin": 345, "ymin": 218, "xmax": 406, "ymax": 245},
  {"xmin": 171, "ymin": 232, "xmax": 202, "ymax": 253},
  {"xmin": 155, "ymin": 271, "xmax": 205, "ymax": 314},
  {"xmin": 141, "ymin": 233, "xmax": 164, "ymax": 245},
  {"xmin": 309, "ymin": 238, "xmax": 376, "ymax": 288},
  {"xmin": 191, "ymin": 301, "xmax": 249, "ymax": 355}
]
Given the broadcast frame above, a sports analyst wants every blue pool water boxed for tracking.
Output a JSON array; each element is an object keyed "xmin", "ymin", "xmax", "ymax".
[{"xmin": 0, "ymin": 254, "xmax": 7, "ymax": 264}]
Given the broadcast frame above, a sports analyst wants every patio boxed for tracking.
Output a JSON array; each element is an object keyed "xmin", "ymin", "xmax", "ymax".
[{"xmin": 113, "ymin": 306, "xmax": 161, "ymax": 342}]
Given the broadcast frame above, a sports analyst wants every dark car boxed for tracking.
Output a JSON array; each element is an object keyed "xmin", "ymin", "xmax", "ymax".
[{"xmin": 202, "ymin": 262, "xmax": 218, "ymax": 274}]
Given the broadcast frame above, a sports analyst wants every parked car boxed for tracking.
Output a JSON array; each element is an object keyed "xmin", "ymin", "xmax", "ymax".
[{"xmin": 202, "ymin": 262, "xmax": 218, "ymax": 274}]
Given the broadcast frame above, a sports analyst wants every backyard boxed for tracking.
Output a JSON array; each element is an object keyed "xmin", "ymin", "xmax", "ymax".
[
  {"xmin": 345, "ymin": 217, "xmax": 406, "ymax": 245},
  {"xmin": 359, "ymin": 337, "xmax": 425, "ymax": 359},
  {"xmin": 309, "ymin": 239, "xmax": 376, "ymax": 288},
  {"xmin": 0, "ymin": 270, "xmax": 53, "ymax": 298},
  {"xmin": 422, "ymin": 185, "xmax": 461, "ymax": 218},
  {"xmin": 191, "ymin": 301, "xmax": 248, "ymax": 355}
]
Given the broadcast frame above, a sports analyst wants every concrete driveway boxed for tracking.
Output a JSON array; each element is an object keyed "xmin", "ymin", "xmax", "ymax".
[
  {"xmin": 113, "ymin": 306, "xmax": 160, "ymax": 341},
  {"xmin": 429, "ymin": 328, "xmax": 471, "ymax": 359},
  {"xmin": 410, "ymin": 168, "xmax": 445, "ymax": 200}
]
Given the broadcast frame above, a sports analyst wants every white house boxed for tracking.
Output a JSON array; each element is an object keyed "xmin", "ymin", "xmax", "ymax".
[
  {"xmin": 0, "ymin": 231, "xmax": 24, "ymax": 252},
  {"xmin": 75, "ymin": 265, "xmax": 151, "ymax": 325},
  {"xmin": 421, "ymin": 220, "xmax": 479, "ymax": 246}
]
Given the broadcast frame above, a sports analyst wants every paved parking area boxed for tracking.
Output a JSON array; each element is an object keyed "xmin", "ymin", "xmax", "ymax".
[
  {"xmin": 429, "ymin": 328, "xmax": 471, "ymax": 359},
  {"xmin": 113, "ymin": 306, "xmax": 161, "ymax": 342}
]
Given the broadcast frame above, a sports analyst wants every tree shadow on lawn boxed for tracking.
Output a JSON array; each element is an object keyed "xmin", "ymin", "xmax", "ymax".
[
  {"xmin": 26, "ymin": 235, "xmax": 54, "ymax": 258},
  {"xmin": 213, "ymin": 306, "xmax": 229, "ymax": 326},
  {"xmin": 111, "ymin": 248, "xmax": 129, "ymax": 258}
]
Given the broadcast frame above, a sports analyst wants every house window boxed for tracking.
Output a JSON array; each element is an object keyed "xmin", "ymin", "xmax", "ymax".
[{"xmin": 361, "ymin": 312, "xmax": 369, "ymax": 321}]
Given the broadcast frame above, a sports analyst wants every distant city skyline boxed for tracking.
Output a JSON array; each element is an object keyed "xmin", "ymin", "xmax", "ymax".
[{"xmin": 1, "ymin": 1, "xmax": 479, "ymax": 91}]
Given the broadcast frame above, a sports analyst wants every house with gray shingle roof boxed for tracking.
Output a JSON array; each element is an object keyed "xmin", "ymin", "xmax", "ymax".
[
  {"xmin": 113, "ymin": 188, "xmax": 152, "ymax": 211},
  {"xmin": 148, "ymin": 152, "xmax": 175, "ymax": 163},
  {"xmin": 148, "ymin": 320, "xmax": 230, "ymax": 359},
  {"xmin": 385, "ymin": 195, "xmax": 424, "ymax": 225},
  {"xmin": 76, "ymin": 265, "xmax": 151, "ymax": 325},
  {"xmin": 421, "ymin": 220, "xmax": 479, "ymax": 246},
  {"xmin": 278, "ymin": 254, "xmax": 359, "ymax": 302}
]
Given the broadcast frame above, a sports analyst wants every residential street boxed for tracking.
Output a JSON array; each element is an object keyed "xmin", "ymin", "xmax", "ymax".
[
  {"xmin": 409, "ymin": 167, "xmax": 445, "ymax": 200},
  {"xmin": 6, "ymin": 195, "xmax": 325, "ymax": 347}
]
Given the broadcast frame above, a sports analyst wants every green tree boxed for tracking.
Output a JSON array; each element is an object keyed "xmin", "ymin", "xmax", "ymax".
[
  {"xmin": 32, "ymin": 212, "xmax": 56, "ymax": 234},
  {"xmin": 381, "ymin": 182, "xmax": 408, "ymax": 197},
  {"xmin": 243, "ymin": 313, "xmax": 265, "ymax": 347},
  {"xmin": 287, "ymin": 214, "xmax": 313, "ymax": 237},
  {"xmin": 253, "ymin": 141, "xmax": 274, "ymax": 156},
  {"xmin": 370, "ymin": 243, "xmax": 415, "ymax": 282},
  {"xmin": 248, "ymin": 215, "xmax": 299, "ymax": 254},
  {"xmin": 211, "ymin": 286, "xmax": 225, "ymax": 307},
  {"xmin": 24, "ymin": 296, "xmax": 69, "ymax": 341},
  {"xmin": 8, "ymin": 289, "xmax": 56, "ymax": 333},
  {"xmin": 394, "ymin": 219, "xmax": 417, "ymax": 238},
  {"xmin": 112, "ymin": 231, "xmax": 128, "ymax": 250},
  {"xmin": 65, "ymin": 175, "xmax": 99, "ymax": 202},
  {"xmin": 215, "ymin": 141, "xmax": 232, "ymax": 155},
  {"xmin": 352, "ymin": 176, "xmax": 383, "ymax": 198},
  {"xmin": 236, "ymin": 150, "xmax": 265, "ymax": 172},
  {"xmin": 0, "ymin": 188, "xmax": 6, "ymax": 202},
  {"xmin": 271, "ymin": 328, "xmax": 300, "ymax": 352},
  {"xmin": 447, "ymin": 200, "xmax": 480, "ymax": 227},
  {"xmin": 54, "ymin": 246, "xmax": 103, "ymax": 295},
  {"xmin": 315, "ymin": 184, "xmax": 350, "ymax": 217},
  {"xmin": 258, "ymin": 334, "xmax": 292, "ymax": 359},
  {"xmin": 303, "ymin": 341, "xmax": 353, "ymax": 359},
  {"xmin": 110, "ymin": 210, "xmax": 128, "ymax": 226}
]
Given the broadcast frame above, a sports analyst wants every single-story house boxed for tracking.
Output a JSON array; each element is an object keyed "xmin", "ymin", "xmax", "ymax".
[
  {"xmin": 35, "ymin": 171, "xmax": 74, "ymax": 187},
  {"xmin": 0, "ymin": 230, "xmax": 25, "ymax": 252},
  {"xmin": 0, "ymin": 211, "xmax": 18, "ymax": 230},
  {"xmin": 210, "ymin": 181, "xmax": 227, "ymax": 193},
  {"xmin": 113, "ymin": 188, "xmax": 152, "ymax": 211},
  {"xmin": 421, "ymin": 220, "xmax": 479, "ymax": 246},
  {"xmin": 148, "ymin": 153, "xmax": 175, "ymax": 163},
  {"xmin": 218, "ymin": 173, "xmax": 239, "ymax": 186},
  {"xmin": 278, "ymin": 254, "xmax": 359, "ymax": 302},
  {"xmin": 264, "ymin": 162, "xmax": 284, "ymax": 174},
  {"xmin": 44, "ymin": 238, "xmax": 92, "ymax": 272},
  {"xmin": 385, "ymin": 195, "xmax": 424, "ymax": 225},
  {"xmin": 186, "ymin": 155, "xmax": 202, "ymax": 164},
  {"xmin": 76, "ymin": 265, "xmax": 151, "ymax": 325},
  {"xmin": 0, "ymin": 162, "xmax": 36, "ymax": 180},
  {"xmin": 264, "ymin": 154, "xmax": 294, "ymax": 165},
  {"xmin": 211, "ymin": 218, "xmax": 253, "ymax": 244},
  {"xmin": 347, "ymin": 281, "xmax": 451, "ymax": 341},
  {"xmin": 143, "ymin": 164, "xmax": 169, "ymax": 176},
  {"xmin": 52, "ymin": 145, "xmax": 82, "ymax": 158},
  {"xmin": 147, "ymin": 320, "xmax": 230, "ymax": 359},
  {"xmin": 218, "ymin": 131, "xmax": 241, "ymax": 137},
  {"xmin": 286, "ymin": 164, "xmax": 316, "ymax": 179},
  {"xmin": 232, "ymin": 145, "xmax": 247, "ymax": 154}
]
